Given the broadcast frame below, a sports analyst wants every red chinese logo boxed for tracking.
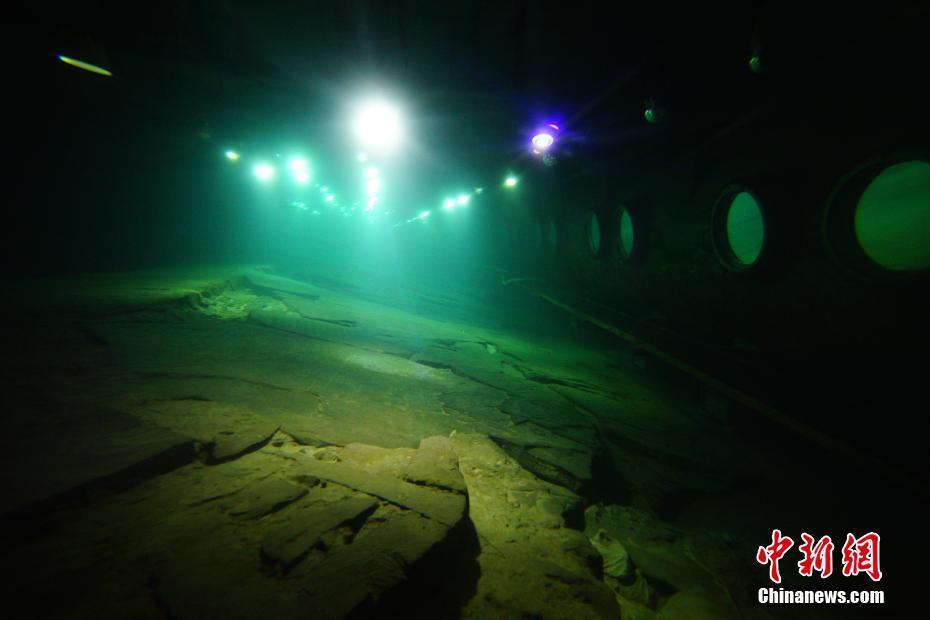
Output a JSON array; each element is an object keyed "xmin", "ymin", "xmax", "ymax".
[
  {"xmin": 798, "ymin": 533, "xmax": 834, "ymax": 578},
  {"xmin": 756, "ymin": 529, "xmax": 794, "ymax": 584},
  {"xmin": 757, "ymin": 530, "xmax": 881, "ymax": 583},
  {"xmin": 841, "ymin": 532, "xmax": 882, "ymax": 582}
]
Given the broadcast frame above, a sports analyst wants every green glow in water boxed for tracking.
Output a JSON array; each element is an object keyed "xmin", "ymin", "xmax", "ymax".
[
  {"xmin": 619, "ymin": 209, "xmax": 634, "ymax": 258},
  {"xmin": 726, "ymin": 192, "xmax": 764, "ymax": 265},
  {"xmin": 588, "ymin": 214, "xmax": 601, "ymax": 253},
  {"xmin": 854, "ymin": 161, "xmax": 930, "ymax": 271}
]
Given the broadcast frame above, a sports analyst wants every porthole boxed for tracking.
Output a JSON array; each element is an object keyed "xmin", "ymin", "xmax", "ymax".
[
  {"xmin": 617, "ymin": 206, "xmax": 635, "ymax": 259},
  {"xmin": 854, "ymin": 161, "xmax": 930, "ymax": 272},
  {"xmin": 587, "ymin": 213, "xmax": 601, "ymax": 254},
  {"xmin": 712, "ymin": 188, "xmax": 767, "ymax": 271},
  {"xmin": 824, "ymin": 157, "xmax": 930, "ymax": 278}
]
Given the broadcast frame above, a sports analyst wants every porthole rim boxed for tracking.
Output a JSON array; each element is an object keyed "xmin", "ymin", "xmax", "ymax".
[
  {"xmin": 711, "ymin": 184, "xmax": 769, "ymax": 273},
  {"xmin": 822, "ymin": 153, "xmax": 930, "ymax": 281}
]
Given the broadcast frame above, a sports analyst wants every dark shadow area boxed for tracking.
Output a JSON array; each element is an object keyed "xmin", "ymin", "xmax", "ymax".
[{"xmin": 352, "ymin": 508, "xmax": 483, "ymax": 620}]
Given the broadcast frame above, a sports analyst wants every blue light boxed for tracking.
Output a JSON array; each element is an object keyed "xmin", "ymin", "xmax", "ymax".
[
  {"xmin": 531, "ymin": 122, "xmax": 560, "ymax": 155},
  {"xmin": 531, "ymin": 132, "xmax": 554, "ymax": 151}
]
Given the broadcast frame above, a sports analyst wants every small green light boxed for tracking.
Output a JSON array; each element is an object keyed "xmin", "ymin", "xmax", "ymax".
[
  {"xmin": 749, "ymin": 54, "xmax": 762, "ymax": 74},
  {"xmin": 644, "ymin": 108, "xmax": 655, "ymax": 123},
  {"xmin": 504, "ymin": 176, "xmax": 518, "ymax": 188},
  {"xmin": 457, "ymin": 194, "xmax": 470, "ymax": 206},
  {"xmin": 418, "ymin": 210, "xmax": 431, "ymax": 220},
  {"xmin": 225, "ymin": 150, "xmax": 240, "ymax": 161},
  {"xmin": 326, "ymin": 195, "xmax": 335, "ymax": 202},
  {"xmin": 443, "ymin": 198, "xmax": 456, "ymax": 210},
  {"xmin": 58, "ymin": 54, "xmax": 112, "ymax": 76}
]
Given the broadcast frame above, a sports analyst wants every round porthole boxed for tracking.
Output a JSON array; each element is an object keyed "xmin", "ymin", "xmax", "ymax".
[
  {"xmin": 617, "ymin": 206, "xmax": 635, "ymax": 259},
  {"xmin": 587, "ymin": 213, "xmax": 601, "ymax": 254},
  {"xmin": 825, "ymin": 157, "xmax": 930, "ymax": 277},
  {"xmin": 854, "ymin": 161, "xmax": 930, "ymax": 272},
  {"xmin": 711, "ymin": 188, "xmax": 767, "ymax": 271}
]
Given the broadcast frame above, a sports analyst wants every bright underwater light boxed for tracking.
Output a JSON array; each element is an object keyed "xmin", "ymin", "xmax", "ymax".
[
  {"xmin": 531, "ymin": 132, "xmax": 554, "ymax": 151},
  {"xmin": 443, "ymin": 199, "xmax": 456, "ymax": 210},
  {"xmin": 58, "ymin": 54, "xmax": 112, "ymax": 77},
  {"xmin": 457, "ymin": 194, "xmax": 470, "ymax": 206},
  {"xmin": 225, "ymin": 150, "xmax": 240, "ymax": 161},
  {"xmin": 289, "ymin": 157, "xmax": 310, "ymax": 184},
  {"xmin": 253, "ymin": 163, "xmax": 276, "ymax": 182},
  {"xmin": 504, "ymin": 176, "xmax": 519, "ymax": 188},
  {"xmin": 353, "ymin": 99, "xmax": 404, "ymax": 153}
]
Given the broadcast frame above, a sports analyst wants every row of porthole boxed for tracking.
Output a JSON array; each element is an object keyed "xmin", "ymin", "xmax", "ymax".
[
  {"xmin": 549, "ymin": 157, "xmax": 930, "ymax": 278},
  {"xmin": 581, "ymin": 208, "xmax": 635, "ymax": 259},
  {"xmin": 536, "ymin": 209, "xmax": 634, "ymax": 258}
]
